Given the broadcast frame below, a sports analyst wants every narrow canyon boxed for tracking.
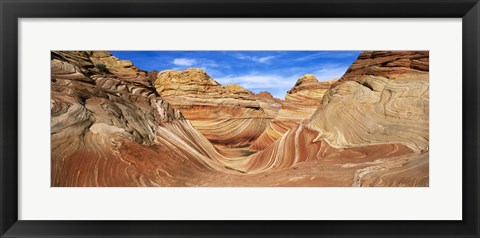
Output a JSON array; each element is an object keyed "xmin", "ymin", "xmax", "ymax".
[{"xmin": 51, "ymin": 51, "xmax": 429, "ymax": 186}]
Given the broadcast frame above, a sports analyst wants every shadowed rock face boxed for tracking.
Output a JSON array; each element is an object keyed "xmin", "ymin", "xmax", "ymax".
[
  {"xmin": 51, "ymin": 51, "xmax": 429, "ymax": 187},
  {"xmin": 154, "ymin": 68, "xmax": 281, "ymax": 147}
]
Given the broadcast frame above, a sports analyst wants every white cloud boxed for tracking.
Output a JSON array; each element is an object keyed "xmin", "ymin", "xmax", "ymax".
[
  {"xmin": 255, "ymin": 56, "xmax": 276, "ymax": 63},
  {"xmin": 216, "ymin": 74, "xmax": 297, "ymax": 99},
  {"xmin": 213, "ymin": 65, "xmax": 350, "ymax": 99},
  {"xmin": 312, "ymin": 65, "xmax": 350, "ymax": 81},
  {"xmin": 171, "ymin": 58, "xmax": 225, "ymax": 73},
  {"xmin": 172, "ymin": 58, "xmax": 197, "ymax": 66},
  {"xmin": 286, "ymin": 64, "xmax": 350, "ymax": 81},
  {"xmin": 235, "ymin": 54, "xmax": 276, "ymax": 64},
  {"xmin": 200, "ymin": 60, "xmax": 220, "ymax": 68}
]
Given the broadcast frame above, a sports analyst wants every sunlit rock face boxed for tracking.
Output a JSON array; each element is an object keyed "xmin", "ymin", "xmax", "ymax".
[
  {"xmin": 88, "ymin": 51, "xmax": 157, "ymax": 83},
  {"xmin": 310, "ymin": 51, "xmax": 429, "ymax": 152},
  {"xmin": 245, "ymin": 51, "xmax": 429, "ymax": 186},
  {"xmin": 51, "ymin": 51, "xmax": 232, "ymax": 186},
  {"xmin": 51, "ymin": 50, "xmax": 429, "ymax": 187},
  {"xmin": 154, "ymin": 68, "xmax": 281, "ymax": 147},
  {"xmin": 249, "ymin": 74, "xmax": 335, "ymax": 150},
  {"xmin": 254, "ymin": 91, "xmax": 283, "ymax": 117},
  {"xmin": 336, "ymin": 51, "xmax": 429, "ymax": 83},
  {"xmin": 282, "ymin": 74, "xmax": 335, "ymax": 118}
]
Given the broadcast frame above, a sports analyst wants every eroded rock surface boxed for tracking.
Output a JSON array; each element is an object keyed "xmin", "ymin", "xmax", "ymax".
[
  {"xmin": 244, "ymin": 51, "xmax": 429, "ymax": 186},
  {"xmin": 51, "ymin": 51, "xmax": 429, "ymax": 187},
  {"xmin": 51, "ymin": 52, "xmax": 232, "ymax": 186},
  {"xmin": 249, "ymin": 74, "xmax": 335, "ymax": 150},
  {"xmin": 154, "ymin": 68, "xmax": 281, "ymax": 147}
]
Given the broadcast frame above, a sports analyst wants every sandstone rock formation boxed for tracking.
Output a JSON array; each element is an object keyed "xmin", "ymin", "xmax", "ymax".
[
  {"xmin": 313, "ymin": 51, "xmax": 429, "ymax": 152},
  {"xmin": 51, "ymin": 50, "xmax": 429, "ymax": 187},
  {"xmin": 154, "ymin": 68, "xmax": 281, "ymax": 147},
  {"xmin": 51, "ymin": 51, "xmax": 236, "ymax": 186},
  {"xmin": 244, "ymin": 51, "xmax": 429, "ymax": 186},
  {"xmin": 282, "ymin": 74, "xmax": 335, "ymax": 118},
  {"xmin": 249, "ymin": 74, "xmax": 335, "ymax": 150},
  {"xmin": 88, "ymin": 51, "xmax": 153, "ymax": 84},
  {"xmin": 335, "ymin": 51, "xmax": 429, "ymax": 83},
  {"xmin": 254, "ymin": 91, "xmax": 283, "ymax": 119}
]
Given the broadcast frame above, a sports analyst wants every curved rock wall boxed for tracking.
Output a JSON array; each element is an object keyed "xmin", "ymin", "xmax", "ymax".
[
  {"xmin": 51, "ymin": 51, "xmax": 429, "ymax": 187},
  {"xmin": 51, "ymin": 52, "xmax": 229, "ymax": 186},
  {"xmin": 310, "ymin": 51, "xmax": 429, "ymax": 152},
  {"xmin": 244, "ymin": 51, "xmax": 429, "ymax": 186},
  {"xmin": 249, "ymin": 74, "xmax": 334, "ymax": 150},
  {"xmin": 154, "ymin": 68, "xmax": 281, "ymax": 147}
]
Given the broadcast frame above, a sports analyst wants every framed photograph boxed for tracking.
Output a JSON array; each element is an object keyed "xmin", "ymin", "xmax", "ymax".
[{"xmin": 1, "ymin": 0, "xmax": 479, "ymax": 237}]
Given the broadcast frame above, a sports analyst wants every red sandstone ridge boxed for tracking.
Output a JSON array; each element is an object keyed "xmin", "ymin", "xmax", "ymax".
[
  {"xmin": 254, "ymin": 91, "xmax": 281, "ymax": 102},
  {"xmin": 254, "ymin": 91, "xmax": 283, "ymax": 117},
  {"xmin": 335, "ymin": 51, "xmax": 429, "ymax": 84},
  {"xmin": 154, "ymin": 68, "xmax": 281, "ymax": 147},
  {"xmin": 249, "ymin": 74, "xmax": 335, "ymax": 150},
  {"xmin": 280, "ymin": 74, "xmax": 335, "ymax": 119}
]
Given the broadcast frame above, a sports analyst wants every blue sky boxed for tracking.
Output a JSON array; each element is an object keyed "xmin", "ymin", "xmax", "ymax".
[{"xmin": 110, "ymin": 51, "xmax": 361, "ymax": 99}]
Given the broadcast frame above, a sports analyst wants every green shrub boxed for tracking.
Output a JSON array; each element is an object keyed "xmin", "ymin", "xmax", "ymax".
[{"xmin": 95, "ymin": 63, "xmax": 108, "ymax": 73}]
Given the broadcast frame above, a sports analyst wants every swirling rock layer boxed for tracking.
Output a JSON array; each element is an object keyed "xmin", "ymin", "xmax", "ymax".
[
  {"xmin": 249, "ymin": 75, "xmax": 334, "ymax": 150},
  {"xmin": 336, "ymin": 51, "xmax": 429, "ymax": 83},
  {"xmin": 310, "ymin": 51, "xmax": 429, "ymax": 152},
  {"xmin": 51, "ymin": 52, "xmax": 229, "ymax": 186},
  {"xmin": 244, "ymin": 51, "xmax": 429, "ymax": 186},
  {"xmin": 154, "ymin": 68, "xmax": 281, "ymax": 147},
  {"xmin": 52, "ymin": 51, "xmax": 429, "ymax": 187},
  {"xmin": 281, "ymin": 74, "xmax": 335, "ymax": 118}
]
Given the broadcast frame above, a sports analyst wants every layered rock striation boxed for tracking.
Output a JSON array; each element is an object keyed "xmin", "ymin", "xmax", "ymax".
[
  {"xmin": 51, "ymin": 51, "xmax": 241, "ymax": 186},
  {"xmin": 282, "ymin": 74, "xmax": 335, "ymax": 118},
  {"xmin": 154, "ymin": 68, "xmax": 281, "ymax": 147},
  {"xmin": 87, "ymin": 51, "xmax": 155, "ymax": 83},
  {"xmin": 312, "ymin": 51, "xmax": 429, "ymax": 152},
  {"xmin": 244, "ymin": 51, "xmax": 429, "ymax": 186},
  {"xmin": 249, "ymin": 74, "xmax": 335, "ymax": 150},
  {"xmin": 51, "ymin": 50, "xmax": 429, "ymax": 187}
]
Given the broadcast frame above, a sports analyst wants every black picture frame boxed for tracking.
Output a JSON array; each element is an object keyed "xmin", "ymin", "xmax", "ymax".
[{"xmin": 1, "ymin": 0, "xmax": 479, "ymax": 237}]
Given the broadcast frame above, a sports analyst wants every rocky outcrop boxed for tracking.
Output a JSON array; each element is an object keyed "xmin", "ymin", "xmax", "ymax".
[
  {"xmin": 282, "ymin": 74, "xmax": 336, "ymax": 118},
  {"xmin": 254, "ymin": 91, "xmax": 283, "ymax": 118},
  {"xmin": 154, "ymin": 68, "xmax": 281, "ymax": 147},
  {"xmin": 335, "ymin": 51, "xmax": 429, "ymax": 83},
  {"xmin": 51, "ymin": 52, "xmax": 236, "ymax": 186},
  {"xmin": 249, "ymin": 74, "xmax": 335, "ymax": 150},
  {"xmin": 254, "ymin": 91, "xmax": 279, "ymax": 101},
  {"xmin": 311, "ymin": 51, "xmax": 429, "ymax": 152},
  {"xmin": 244, "ymin": 51, "xmax": 429, "ymax": 186},
  {"xmin": 87, "ymin": 51, "xmax": 153, "ymax": 83},
  {"xmin": 51, "ymin": 50, "xmax": 429, "ymax": 187}
]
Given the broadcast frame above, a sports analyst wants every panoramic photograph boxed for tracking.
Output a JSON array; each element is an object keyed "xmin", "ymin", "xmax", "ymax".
[{"xmin": 51, "ymin": 50, "xmax": 429, "ymax": 187}]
